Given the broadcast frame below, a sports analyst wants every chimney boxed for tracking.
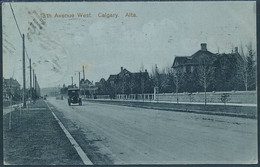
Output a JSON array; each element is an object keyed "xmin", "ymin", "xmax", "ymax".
[
  {"xmin": 201, "ymin": 43, "xmax": 207, "ymax": 51},
  {"xmin": 145, "ymin": 69, "xmax": 147, "ymax": 73},
  {"xmin": 121, "ymin": 67, "xmax": 123, "ymax": 72},
  {"xmin": 234, "ymin": 47, "xmax": 238, "ymax": 54}
]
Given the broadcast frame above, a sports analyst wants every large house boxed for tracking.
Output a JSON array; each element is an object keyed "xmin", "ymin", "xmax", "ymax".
[
  {"xmin": 172, "ymin": 43, "xmax": 245, "ymax": 92},
  {"xmin": 107, "ymin": 67, "xmax": 151, "ymax": 95},
  {"xmin": 172, "ymin": 43, "xmax": 217, "ymax": 73}
]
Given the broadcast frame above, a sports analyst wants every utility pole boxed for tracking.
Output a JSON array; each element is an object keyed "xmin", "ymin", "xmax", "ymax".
[
  {"xmin": 34, "ymin": 71, "xmax": 36, "ymax": 99},
  {"xmin": 82, "ymin": 66, "xmax": 86, "ymax": 96},
  {"xmin": 78, "ymin": 72, "xmax": 81, "ymax": 88},
  {"xmin": 22, "ymin": 34, "xmax": 26, "ymax": 108},
  {"xmin": 33, "ymin": 69, "xmax": 35, "ymax": 99},
  {"xmin": 9, "ymin": 78, "xmax": 13, "ymax": 130},
  {"xmin": 155, "ymin": 64, "xmax": 159, "ymax": 88},
  {"xmin": 83, "ymin": 66, "xmax": 85, "ymax": 80},
  {"xmin": 29, "ymin": 58, "xmax": 32, "ymax": 99}
]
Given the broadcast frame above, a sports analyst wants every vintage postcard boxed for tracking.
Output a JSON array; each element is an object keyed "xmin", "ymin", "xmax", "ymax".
[{"xmin": 2, "ymin": 1, "xmax": 257, "ymax": 165}]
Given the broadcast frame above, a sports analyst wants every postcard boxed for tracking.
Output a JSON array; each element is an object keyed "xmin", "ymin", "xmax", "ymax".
[{"xmin": 2, "ymin": 1, "xmax": 257, "ymax": 165}]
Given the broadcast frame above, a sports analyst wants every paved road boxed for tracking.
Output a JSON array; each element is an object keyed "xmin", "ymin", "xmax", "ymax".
[{"xmin": 47, "ymin": 97, "xmax": 257, "ymax": 165}]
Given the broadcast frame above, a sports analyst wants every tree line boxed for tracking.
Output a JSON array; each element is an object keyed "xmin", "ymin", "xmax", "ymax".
[
  {"xmin": 60, "ymin": 43, "xmax": 256, "ymax": 98},
  {"xmin": 94, "ymin": 43, "xmax": 256, "ymax": 97}
]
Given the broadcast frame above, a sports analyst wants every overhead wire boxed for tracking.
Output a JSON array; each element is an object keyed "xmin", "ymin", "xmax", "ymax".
[
  {"xmin": 9, "ymin": 3, "xmax": 31, "ymax": 62},
  {"xmin": 9, "ymin": 2, "xmax": 38, "ymax": 90}
]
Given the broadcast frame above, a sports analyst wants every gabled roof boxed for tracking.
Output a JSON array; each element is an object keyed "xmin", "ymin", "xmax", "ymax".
[
  {"xmin": 132, "ymin": 71, "xmax": 149, "ymax": 78},
  {"xmin": 107, "ymin": 68, "xmax": 150, "ymax": 83},
  {"xmin": 80, "ymin": 79, "xmax": 92, "ymax": 85},
  {"xmin": 190, "ymin": 50, "xmax": 215, "ymax": 59},
  {"xmin": 217, "ymin": 52, "xmax": 244, "ymax": 64},
  {"xmin": 172, "ymin": 56, "xmax": 189, "ymax": 68},
  {"xmin": 172, "ymin": 50, "xmax": 216, "ymax": 68},
  {"xmin": 107, "ymin": 75, "xmax": 117, "ymax": 81},
  {"xmin": 119, "ymin": 69, "xmax": 132, "ymax": 76}
]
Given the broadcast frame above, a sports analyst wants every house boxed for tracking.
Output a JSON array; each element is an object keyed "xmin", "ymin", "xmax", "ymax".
[
  {"xmin": 79, "ymin": 79, "xmax": 98, "ymax": 95},
  {"xmin": 107, "ymin": 67, "xmax": 150, "ymax": 95},
  {"xmin": 171, "ymin": 43, "xmax": 245, "ymax": 92},
  {"xmin": 172, "ymin": 43, "xmax": 217, "ymax": 74},
  {"xmin": 80, "ymin": 78, "xmax": 92, "ymax": 88}
]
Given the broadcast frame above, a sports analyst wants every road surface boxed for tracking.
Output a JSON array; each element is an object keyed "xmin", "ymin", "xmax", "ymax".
[{"xmin": 47, "ymin": 97, "xmax": 257, "ymax": 165}]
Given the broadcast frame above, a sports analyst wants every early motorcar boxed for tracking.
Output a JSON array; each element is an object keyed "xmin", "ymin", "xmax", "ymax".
[{"xmin": 68, "ymin": 88, "xmax": 82, "ymax": 106}]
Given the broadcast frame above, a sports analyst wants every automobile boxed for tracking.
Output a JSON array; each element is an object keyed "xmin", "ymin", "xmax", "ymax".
[{"xmin": 68, "ymin": 88, "xmax": 82, "ymax": 106}]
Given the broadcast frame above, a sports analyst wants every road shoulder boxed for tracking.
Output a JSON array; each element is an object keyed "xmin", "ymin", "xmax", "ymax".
[{"xmin": 3, "ymin": 99, "xmax": 83, "ymax": 165}]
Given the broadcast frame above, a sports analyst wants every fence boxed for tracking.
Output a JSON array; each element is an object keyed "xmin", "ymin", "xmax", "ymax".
[
  {"xmin": 155, "ymin": 91, "xmax": 256, "ymax": 104},
  {"xmin": 87, "ymin": 91, "xmax": 256, "ymax": 104}
]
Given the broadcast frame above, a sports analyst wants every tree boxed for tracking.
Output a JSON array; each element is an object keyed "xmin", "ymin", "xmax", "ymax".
[
  {"xmin": 197, "ymin": 54, "xmax": 216, "ymax": 105},
  {"xmin": 161, "ymin": 67, "xmax": 175, "ymax": 93},
  {"xmin": 140, "ymin": 64, "xmax": 145, "ymax": 100},
  {"xmin": 239, "ymin": 42, "xmax": 256, "ymax": 91},
  {"xmin": 213, "ymin": 53, "xmax": 243, "ymax": 91},
  {"xmin": 150, "ymin": 64, "xmax": 160, "ymax": 92},
  {"xmin": 172, "ymin": 67, "xmax": 184, "ymax": 103}
]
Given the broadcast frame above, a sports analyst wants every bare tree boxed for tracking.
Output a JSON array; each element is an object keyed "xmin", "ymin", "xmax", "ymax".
[
  {"xmin": 150, "ymin": 64, "xmax": 160, "ymax": 101},
  {"xmin": 172, "ymin": 67, "xmax": 183, "ymax": 103},
  {"xmin": 151, "ymin": 64, "xmax": 160, "ymax": 87},
  {"xmin": 197, "ymin": 54, "xmax": 215, "ymax": 105},
  {"xmin": 239, "ymin": 42, "xmax": 256, "ymax": 91}
]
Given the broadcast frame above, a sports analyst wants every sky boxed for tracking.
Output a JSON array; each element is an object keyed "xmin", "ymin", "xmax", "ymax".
[{"xmin": 2, "ymin": 1, "xmax": 256, "ymax": 88}]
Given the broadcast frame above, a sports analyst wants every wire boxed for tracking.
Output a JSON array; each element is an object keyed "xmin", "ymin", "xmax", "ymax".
[
  {"xmin": 25, "ymin": 49, "xmax": 30, "ymax": 60},
  {"xmin": 9, "ymin": 3, "xmax": 30, "ymax": 61},
  {"xmin": 9, "ymin": 2, "xmax": 38, "ymax": 90},
  {"xmin": 9, "ymin": 3, "xmax": 22, "ymax": 38}
]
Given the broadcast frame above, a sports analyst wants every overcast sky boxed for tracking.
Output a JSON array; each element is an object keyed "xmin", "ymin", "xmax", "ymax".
[{"xmin": 3, "ymin": 1, "xmax": 256, "ymax": 88}]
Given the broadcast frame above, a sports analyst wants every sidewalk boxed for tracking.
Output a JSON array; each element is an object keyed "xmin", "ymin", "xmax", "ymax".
[{"xmin": 3, "ymin": 99, "xmax": 83, "ymax": 165}]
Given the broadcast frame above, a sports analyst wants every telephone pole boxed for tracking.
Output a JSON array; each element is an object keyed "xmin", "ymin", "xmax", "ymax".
[
  {"xmin": 33, "ymin": 69, "xmax": 35, "ymax": 99},
  {"xmin": 82, "ymin": 66, "xmax": 85, "ymax": 80},
  {"xmin": 22, "ymin": 34, "xmax": 26, "ymax": 108},
  {"xmin": 79, "ymin": 72, "xmax": 81, "ymax": 88},
  {"xmin": 29, "ymin": 58, "xmax": 32, "ymax": 98},
  {"xmin": 82, "ymin": 66, "xmax": 86, "ymax": 96}
]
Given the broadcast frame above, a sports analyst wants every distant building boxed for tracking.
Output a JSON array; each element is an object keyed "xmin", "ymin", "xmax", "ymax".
[
  {"xmin": 3, "ymin": 77, "xmax": 21, "ymax": 100},
  {"xmin": 79, "ymin": 79, "xmax": 98, "ymax": 96},
  {"xmin": 107, "ymin": 67, "xmax": 151, "ymax": 95},
  {"xmin": 172, "ymin": 43, "xmax": 245, "ymax": 92},
  {"xmin": 172, "ymin": 43, "xmax": 217, "ymax": 73}
]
